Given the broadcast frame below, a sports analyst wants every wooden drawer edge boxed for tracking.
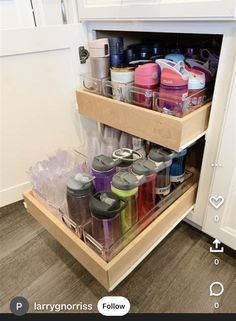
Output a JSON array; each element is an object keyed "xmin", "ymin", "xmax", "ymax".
[
  {"xmin": 76, "ymin": 89, "xmax": 211, "ymax": 151},
  {"xmin": 23, "ymin": 190, "xmax": 110, "ymax": 289}
]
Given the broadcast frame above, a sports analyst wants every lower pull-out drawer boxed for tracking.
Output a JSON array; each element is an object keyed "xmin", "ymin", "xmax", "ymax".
[{"xmin": 23, "ymin": 183, "xmax": 197, "ymax": 291}]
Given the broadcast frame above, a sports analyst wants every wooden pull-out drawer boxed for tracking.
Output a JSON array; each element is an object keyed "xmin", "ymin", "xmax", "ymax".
[
  {"xmin": 76, "ymin": 89, "xmax": 211, "ymax": 152},
  {"xmin": 23, "ymin": 183, "xmax": 197, "ymax": 291}
]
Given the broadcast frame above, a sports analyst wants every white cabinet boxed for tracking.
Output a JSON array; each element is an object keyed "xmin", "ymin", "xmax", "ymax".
[
  {"xmin": 0, "ymin": 0, "xmax": 35, "ymax": 29},
  {"xmin": 0, "ymin": 24, "xmax": 88, "ymax": 207},
  {"xmin": 77, "ymin": 0, "xmax": 236, "ymax": 20},
  {"xmin": 32, "ymin": 0, "xmax": 78, "ymax": 26},
  {"xmin": 203, "ymin": 65, "xmax": 236, "ymax": 250}
]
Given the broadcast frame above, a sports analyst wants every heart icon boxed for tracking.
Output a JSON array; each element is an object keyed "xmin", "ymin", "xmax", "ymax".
[{"xmin": 209, "ymin": 196, "xmax": 224, "ymax": 209}]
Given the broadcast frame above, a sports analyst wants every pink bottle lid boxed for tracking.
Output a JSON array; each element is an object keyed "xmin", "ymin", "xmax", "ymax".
[
  {"xmin": 134, "ymin": 63, "xmax": 158, "ymax": 87},
  {"xmin": 161, "ymin": 67, "xmax": 188, "ymax": 87}
]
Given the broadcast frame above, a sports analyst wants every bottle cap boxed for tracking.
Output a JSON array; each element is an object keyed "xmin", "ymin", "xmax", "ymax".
[
  {"xmin": 132, "ymin": 159, "xmax": 156, "ymax": 176},
  {"xmin": 67, "ymin": 173, "xmax": 94, "ymax": 196},
  {"xmin": 112, "ymin": 171, "xmax": 144, "ymax": 190},
  {"xmin": 92, "ymin": 155, "xmax": 120, "ymax": 172},
  {"xmin": 90, "ymin": 192, "xmax": 127, "ymax": 219}
]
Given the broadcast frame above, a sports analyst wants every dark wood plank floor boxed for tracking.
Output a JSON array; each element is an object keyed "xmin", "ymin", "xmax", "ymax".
[{"xmin": 0, "ymin": 201, "xmax": 235, "ymax": 313}]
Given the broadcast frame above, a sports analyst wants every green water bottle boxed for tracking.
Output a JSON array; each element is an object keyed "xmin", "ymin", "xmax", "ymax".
[{"xmin": 111, "ymin": 171, "xmax": 144, "ymax": 234}]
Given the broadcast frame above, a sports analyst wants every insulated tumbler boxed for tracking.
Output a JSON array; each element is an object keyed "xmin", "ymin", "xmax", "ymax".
[
  {"xmin": 89, "ymin": 38, "xmax": 110, "ymax": 79},
  {"xmin": 91, "ymin": 155, "xmax": 118, "ymax": 192},
  {"xmin": 111, "ymin": 171, "xmax": 143, "ymax": 234},
  {"xmin": 66, "ymin": 173, "xmax": 94, "ymax": 225},
  {"xmin": 132, "ymin": 159, "xmax": 157, "ymax": 220},
  {"xmin": 90, "ymin": 192, "xmax": 127, "ymax": 248},
  {"xmin": 109, "ymin": 37, "xmax": 125, "ymax": 67}
]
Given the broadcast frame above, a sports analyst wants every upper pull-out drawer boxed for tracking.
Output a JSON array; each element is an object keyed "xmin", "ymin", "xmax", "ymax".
[
  {"xmin": 76, "ymin": 89, "xmax": 211, "ymax": 152},
  {"xmin": 77, "ymin": 0, "xmax": 236, "ymax": 20}
]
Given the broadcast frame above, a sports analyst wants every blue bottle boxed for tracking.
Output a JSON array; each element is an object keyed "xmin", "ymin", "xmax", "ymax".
[
  {"xmin": 109, "ymin": 37, "xmax": 125, "ymax": 67},
  {"xmin": 170, "ymin": 149, "xmax": 187, "ymax": 183}
]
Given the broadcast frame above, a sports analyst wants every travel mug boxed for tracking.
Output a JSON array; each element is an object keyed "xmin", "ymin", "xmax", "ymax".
[
  {"xmin": 125, "ymin": 45, "xmax": 138, "ymax": 64},
  {"xmin": 109, "ymin": 37, "xmax": 125, "ymax": 67},
  {"xmin": 148, "ymin": 148, "xmax": 172, "ymax": 196},
  {"xmin": 138, "ymin": 44, "xmax": 151, "ymax": 60},
  {"xmin": 91, "ymin": 155, "xmax": 119, "ymax": 192},
  {"xmin": 134, "ymin": 63, "xmax": 158, "ymax": 109},
  {"xmin": 90, "ymin": 192, "xmax": 127, "ymax": 248},
  {"xmin": 111, "ymin": 171, "xmax": 144, "ymax": 234},
  {"xmin": 132, "ymin": 159, "xmax": 157, "ymax": 220},
  {"xmin": 66, "ymin": 173, "xmax": 94, "ymax": 225},
  {"xmin": 89, "ymin": 38, "xmax": 110, "ymax": 79}
]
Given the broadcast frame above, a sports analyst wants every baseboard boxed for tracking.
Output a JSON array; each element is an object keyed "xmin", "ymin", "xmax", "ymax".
[{"xmin": 0, "ymin": 181, "xmax": 31, "ymax": 207}]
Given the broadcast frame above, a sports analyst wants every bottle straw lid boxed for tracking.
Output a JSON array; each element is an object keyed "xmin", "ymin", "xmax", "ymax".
[
  {"xmin": 112, "ymin": 171, "xmax": 144, "ymax": 190},
  {"xmin": 67, "ymin": 173, "xmax": 94, "ymax": 195},
  {"xmin": 132, "ymin": 159, "xmax": 156, "ymax": 176},
  {"xmin": 90, "ymin": 192, "xmax": 127, "ymax": 219},
  {"xmin": 92, "ymin": 155, "xmax": 120, "ymax": 172}
]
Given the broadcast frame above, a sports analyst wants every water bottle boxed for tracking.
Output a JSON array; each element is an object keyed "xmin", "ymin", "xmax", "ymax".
[
  {"xmin": 90, "ymin": 192, "xmax": 127, "ymax": 249},
  {"xmin": 155, "ymin": 59, "xmax": 189, "ymax": 116},
  {"xmin": 91, "ymin": 155, "xmax": 119, "ymax": 192},
  {"xmin": 148, "ymin": 148, "xmax": 172, "ymax": 196},
  {"xmin": 66, "ymin": 173, "xmax": 94, "ymax": 225},
  {"xmin": 170, "ymin": 149, "xmax": 187, "ymax": 183},
  {"xmin": 134, "ymin": 63, "xmax": 158, "ymax": 109},
  {"xmin": 111, "ymin": 171, "xmax": 144, "ymax": 234},
  {"xmin": 131, "ymin": 159, "xmax": 157, "ymax": 220}
]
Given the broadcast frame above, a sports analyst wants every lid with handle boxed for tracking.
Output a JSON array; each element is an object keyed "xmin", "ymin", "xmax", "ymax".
[
  {"xmin": 132, "ymin": 159, "xmax": 156, "ymax": 176},
  {"xmin": 92, "ymin": 155, "xmax": 121, "ymax": 172},
  {"xmin": 112, "ymin": 148, "xmax": 143, "ymax": 164},
  {"xmin": 90, "ymin": 192, "xmax": 127, "ymax": 219},
  {"xmin": 67, "ymin": 173, "xmax": 95, "ymax": 196},
  {"xmin": 156, "ymin": 59, "xmax": 189, "ymax": 87},
  {"xmin": 112, "ymin": 171, "xmax": 145, "ymax": 190}
]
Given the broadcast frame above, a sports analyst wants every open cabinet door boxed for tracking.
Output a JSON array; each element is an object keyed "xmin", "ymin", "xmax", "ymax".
[
  {"xmin": 203, "ymin": 63, "xmax": 236, "ymax": 250},
  {"xmin": 0, "ymin": 24, "xmax": 89, "ymax": 207}
]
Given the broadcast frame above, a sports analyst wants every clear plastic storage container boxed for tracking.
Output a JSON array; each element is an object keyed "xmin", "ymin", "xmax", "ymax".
[{"xmin": 83, "ymin": 170, "xmax": 193, "ymax": 262}]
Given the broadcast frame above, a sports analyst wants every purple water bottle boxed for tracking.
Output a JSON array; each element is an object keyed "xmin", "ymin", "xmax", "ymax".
[
  {"xmin": 91, "ymin": 155, "xmax": 118, "ymax": 192},
  {"xmin": 90, "ymin": 192, "xmax": 127, "ymax": 249}
]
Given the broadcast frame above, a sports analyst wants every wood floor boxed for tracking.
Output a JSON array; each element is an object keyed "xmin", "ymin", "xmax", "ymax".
[{"xmin": 0, "ymin": 201, "xmax": 235, "ymax": 313}]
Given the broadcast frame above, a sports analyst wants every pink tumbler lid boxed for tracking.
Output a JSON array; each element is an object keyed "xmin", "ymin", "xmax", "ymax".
[{"xmin": 134, "ymin": 63, "xmax": 158, "ymax": 87}]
